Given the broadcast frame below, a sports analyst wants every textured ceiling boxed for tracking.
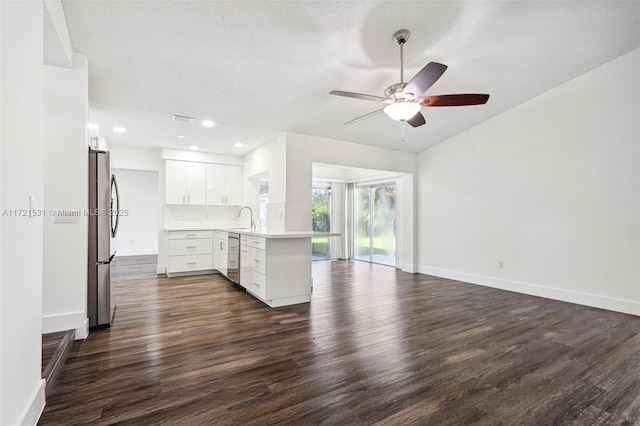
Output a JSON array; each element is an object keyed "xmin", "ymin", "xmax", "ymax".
[{"xmin": 61, "ymin": 1, "xmax": 640, "ymax": 155}]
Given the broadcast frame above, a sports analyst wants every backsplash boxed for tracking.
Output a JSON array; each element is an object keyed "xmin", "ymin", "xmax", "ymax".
[{"xmin": 163, "ymin": 204, "xmax": 243, "ymax": 229}]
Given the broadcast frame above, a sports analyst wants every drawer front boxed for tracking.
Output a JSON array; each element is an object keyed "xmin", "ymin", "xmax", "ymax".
[
  {"xmin": 168, "ymin": 231, "xmax": 213, "ymax": 240},
  {"xmin": 247, "ymin": 236, "xmax": 266, "ymax": 250},
  {"xmin": 249, "ymin": 270, "xmax": 266, "ymax": 299},
  {"xmin": 250, "ymin": 247, "xmax": 266, "ymax": 275},
  {"xmin": 240, "ymin": 235, "xmax": 250, "ymax": 246},
  {"xmin": 240, "ymin": 246, "xmax": 251, "ymax": 288},
  {"xmin": 167, "ymin": 254, "xmax": 213, "ymax": 272},
  {"xmin": 168, "ymin": 238, "xmax": 212, "ymax": 255}
]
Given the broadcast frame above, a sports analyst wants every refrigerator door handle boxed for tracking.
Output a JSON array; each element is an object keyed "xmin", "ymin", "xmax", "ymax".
[{"xmin": 110, "ymin": 174, "xmax": 120, "ymax": 238}]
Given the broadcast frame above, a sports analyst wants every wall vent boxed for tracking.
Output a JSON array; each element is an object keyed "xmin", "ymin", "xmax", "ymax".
[{"xmin": 172, "ymin": 114, "xmax": 194, "ymax": 123}]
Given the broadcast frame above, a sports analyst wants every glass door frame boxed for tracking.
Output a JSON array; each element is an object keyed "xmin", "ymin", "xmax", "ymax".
[
  {"xmin": 311, "ymin": 184, "xmax": 332, "ymax": 260},
  {"xmin": 352, "ymin": 182, "xmax": 396, "ymax": 267}
]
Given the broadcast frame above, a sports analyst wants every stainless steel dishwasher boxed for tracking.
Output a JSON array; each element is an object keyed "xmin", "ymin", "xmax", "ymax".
[{"xmin": 227, "ymin": 232, "xmax": 240, "ymax": 284}]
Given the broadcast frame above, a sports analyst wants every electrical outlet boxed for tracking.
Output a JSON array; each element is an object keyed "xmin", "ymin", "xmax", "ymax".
[{"xmin": 498, "ymin": 260, "xmax": 504, "ymax": 269}]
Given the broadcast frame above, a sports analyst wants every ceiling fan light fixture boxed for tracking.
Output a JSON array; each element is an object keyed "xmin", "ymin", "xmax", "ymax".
[{"xmin": 384, "ymin": 102, "xmax": 421, "ymax": 121}]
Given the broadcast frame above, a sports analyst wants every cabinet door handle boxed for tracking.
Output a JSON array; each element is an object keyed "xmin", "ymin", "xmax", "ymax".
[
  {"xmin": 186, "ymin": 262, "xmax": 196, "ymax": 265},
  {"xmin": 186, "ymin": 233, "xmax": 197, "ymax": 237},
  {"xmin": 186, "ymin": 246, "xmax": 196, "ymax": 249}
]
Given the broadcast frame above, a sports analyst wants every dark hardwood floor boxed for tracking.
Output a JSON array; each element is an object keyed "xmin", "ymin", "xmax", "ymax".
[{"xmin": 39, "ymin": 256, "xmax": 640, "ymax": 425}]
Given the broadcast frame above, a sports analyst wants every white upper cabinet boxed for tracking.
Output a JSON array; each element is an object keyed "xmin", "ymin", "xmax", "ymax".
[
  {"xmin": 224, "ymin": 165, "xmax": 243, "ymax": 206},
  {"xmin": 206, "ymin": 164, "xmax": 243, "ymax": 206},
  {"xmin": 187, "ymin": 162, "xmax": 206, "ymax": 205},
  {"xmin": 165, "ymin": 160, "xmax": 187, "ymax": 204},
  {"xmin": 165, "ymin": 160, "xmax": 206, "ymax": 205},
  {"xmin": 166, "ymin": 160, "xmax": 242, "ymax": 206},
  {"xmin": 205, "ymin": 164, "xmax": 225, "ymax": 206}
]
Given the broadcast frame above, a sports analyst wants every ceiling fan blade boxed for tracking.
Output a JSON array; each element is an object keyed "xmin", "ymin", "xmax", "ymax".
[
  {"xmin": 418, "ymin": 94, "xmax": 490, "ymax": 107},
  {"xmin": 406, "ymin": 111, "xmax": 426, "ymax": 128},
  {"xmin": 403, "ymin": 62, "xmax": 448, "ymax": 98},
  {"xmin": 330, "ymin": 90, "xmax": 391, "ymax": 103},
  {"xmin": 343, "ymin": 108, "xmax": 384, "ymax": 125}
]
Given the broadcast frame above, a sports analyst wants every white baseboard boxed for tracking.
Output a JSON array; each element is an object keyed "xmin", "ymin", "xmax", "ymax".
[
  {"xmin": 75, "ymin": 317, "xmax": 89, "ymax": 340},
  {"xmin": 42, "ymin": 311, "xmax": 87, "ymax": 337},
  {"xmin": 157, "ymin": 264, "xmax": 166, "ymax": 274},
  {"xmin": 397, "ymin": 261, "xmax": 415, "ymax": 273},
  {"xmin": 115, "ymin": 249, "xmax": 158, "ymax": 256},
  {"xmin": 17, "ymin": 378, "xmax": 45, "ymax": 426},
  {"xmin": 419, "ymin": 265, "xmax": 640, "ymax": 316}
]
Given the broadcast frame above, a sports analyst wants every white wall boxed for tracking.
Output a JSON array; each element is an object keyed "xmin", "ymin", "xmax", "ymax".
[
  {"xmin": 284, "ymin": 132, "xmax": 417, "ymax": 271},
  {"xmin": 0, "ymin": 1, "xmax": 46, "ymax": 424},
  {"xmin": 243, "ymin": 133, "xmax": 287, "ymax": 230},
  {"xmin": 417, "ymin": 48, "xmax": 640, "ymax": 315},
  {"xmin": 112, "ymin": 169, "xmax": 159, "ymax": 256},
  {"xmin": 110, "ymin": 145, "xmax": 161, "ymax": 172},
  {"xmin": 42, "ymin": 53, "xmax": 89, "ymax": 339}
]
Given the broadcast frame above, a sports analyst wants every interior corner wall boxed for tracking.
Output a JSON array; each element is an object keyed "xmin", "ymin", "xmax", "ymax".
[
  {"xmin": 1, "ymin": 1, "xmax": 46, "ymax": 424},
  {"xmin": 43, "ymin": 53, "xmax": 90, "ymax": 339},
  {"xmin": 284, "ymin": 132, "xmax": 417, "ymax": 270},
  {"xmin": 417, "ymin": 48, "xmax": 640, "ymax": 315},
  {"xmin": 396, "ymin": 174, "xmax": 416, "ymax": 273},
  {"xmin": 243, "ymin": 133, "xmax": 287, "ymax": 230}
]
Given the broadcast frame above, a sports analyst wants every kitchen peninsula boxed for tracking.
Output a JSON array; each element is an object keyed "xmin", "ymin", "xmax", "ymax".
[{"xmin": 164, "ymin": 226, "xmax": 339, "ymax": 308}]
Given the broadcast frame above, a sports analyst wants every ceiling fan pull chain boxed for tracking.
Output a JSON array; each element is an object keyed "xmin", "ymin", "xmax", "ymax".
[{"xmin": 400, "ymin": 120, "xmax": 406, "ymax": 144}]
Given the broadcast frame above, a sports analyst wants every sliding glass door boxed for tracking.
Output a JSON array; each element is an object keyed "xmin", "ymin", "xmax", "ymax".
[{"xmin": 354, "ymin": 184, "xmax": 396, "ymax": 266}]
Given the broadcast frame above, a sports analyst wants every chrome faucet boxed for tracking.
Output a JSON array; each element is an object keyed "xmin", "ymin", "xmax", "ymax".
[{"xmin": 238, "ymin": 206, "xmax": 256, "ymax": 230}]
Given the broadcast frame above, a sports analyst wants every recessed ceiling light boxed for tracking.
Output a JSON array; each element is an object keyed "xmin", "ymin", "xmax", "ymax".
[
  {"xmin": 202, "ymin": 120, "xmax": 215, "ymax": 128},
  {"xmin": 189, "ymin": 145, "xmax": 199, "ymax": 150},
  {"xmin": 234, "ymin": 143, "xmax": 244, "ymax": 148},
  {"xmin": 176, "ymin": 135, "xmax": 185, "ymax": 139},
  {"xmin": 113, "ymin": 127, "xmax": 126, "ymax": 133}
]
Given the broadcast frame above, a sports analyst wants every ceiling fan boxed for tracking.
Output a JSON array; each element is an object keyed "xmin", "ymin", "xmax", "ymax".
[{"xmin": 330, "ymin": 29, "xmax": 490, "ymax": 128}]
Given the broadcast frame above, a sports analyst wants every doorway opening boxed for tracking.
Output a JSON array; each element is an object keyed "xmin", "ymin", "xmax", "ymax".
[{"xmin": 353, "ymin": 183, "xmax": 396, "ymax": 267}]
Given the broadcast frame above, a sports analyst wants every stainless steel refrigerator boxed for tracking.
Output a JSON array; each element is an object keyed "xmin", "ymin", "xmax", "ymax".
[{"xmin": 88, "ymin": 148, "xmax": 120, "ymax": 328}]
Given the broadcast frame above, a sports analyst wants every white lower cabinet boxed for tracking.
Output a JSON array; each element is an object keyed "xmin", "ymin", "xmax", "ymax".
[
  {"xmin": 166, "ymin": 229, "xmax": 313, "ymax": 308},
  {"xmin": 215, "ymin": 231, "xmax": 228, "ymax": 277},
  {"xmin": 167, "ymin": 254, "xmax": 213, "ymax": 274},
  {"xmin": 249, "ymin": 269, "xmax": 266, "ymax": 299},
  {"xmin": 243, "ymin": 236, "xmax": 312, "ymax": 307},
  {"xmin": 239, "ymin": 243, "xmax": 251, "ymax": 289},
  {"xmin": 166, "ymin": 231, "xmax": 213, "ymax": 277}
]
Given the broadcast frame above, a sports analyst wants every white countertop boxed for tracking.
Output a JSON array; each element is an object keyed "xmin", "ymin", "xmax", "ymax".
[{"xmin": 164, "ymin": 225, "xmax": 340, "ymax": 239}]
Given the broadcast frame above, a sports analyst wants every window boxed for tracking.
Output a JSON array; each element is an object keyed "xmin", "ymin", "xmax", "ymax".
[{"xmin": 312, "ymin": 186, "xmax": 331, "ymax": 260}]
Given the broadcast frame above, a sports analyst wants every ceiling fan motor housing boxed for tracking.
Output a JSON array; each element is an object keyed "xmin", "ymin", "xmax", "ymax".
[{"xmin": 385, "ymin": 83, "xmax": 409, "ymax": 99}]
